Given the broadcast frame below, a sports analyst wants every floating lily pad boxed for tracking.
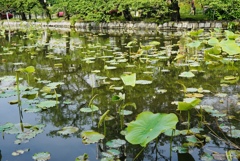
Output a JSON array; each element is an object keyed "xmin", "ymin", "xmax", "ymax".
[
  {"xmin": 201, "ymin": 153, "xmax": 213, "ymax": 161},
  {"xmin": 109, "ymin": 85, "xmax": 124, "ymax": 90},
  {"xmin": 220, "ymin": 39, "xmax": 240, "ymax": 55},
  {"xmin": 75, "ymin": 153, "xmax": 89, "ymax": 161},
  {"xmin": 57, "ymin": 126, "xmax": 79, "ymax": 135},
  {"xmin": 80, "ymin": 105, "xmax": 99, "ymax": 113},
  {"xmin": 81, "ymin": 130, "xmax": 105, "ymax": 144},
  {"xmin": 32, "ymin": 152, "xmax": 51, "ymax": 161},
  {"xmin": 179, "ymin": 71, "xmax": 195, "ymax": 78},
  {"xmin": 36, "ymin": 100, "xmax": 59, "ymax": 109},
  {"xmin": 120, "ymin": 73, "xmax": 136, "ymax": 87},
  {"xmin": 0, "ymin": 122, "xmax": 14, "ymax": 132},
  {"xmin": 23, "ymin": 106, "xmax": 42, "ymax": 113},
  {"xmin": 106, "ymin": 139, "xmax": 126, "ymax": 148},
  {"xmin": 135, "ymin": 80, "xmax": 152, "ymax": 85},
  {"xmin": 104, "ymin": 65, "xmax": 117, "ymax": 70}
]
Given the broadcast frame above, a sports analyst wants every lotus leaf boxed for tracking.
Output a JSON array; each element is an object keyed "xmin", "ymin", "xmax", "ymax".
[
  {"xmin": 36, "ymin": 100, "xmax": 59, "ymax": 109},
  {"xmin": 225, "ymin": 30, "xmax": 239, "ymax": 40},
  {"xmin": 0, "ymin": 122, "xmax": 14, "ymax": 132},
  {"xmin": 32, "ymin": 152, "xmax": 51, "ymax": 161},
  {"xmin": 187, "ymin": 40, "xmax": 201, "ymax": 48},
  {"xmin": 201, "ymin": 153, "xmax": 213, "ymax": 161},
  {"xmin": 177, "ymin": 98, "xmax": 201, "ymax": 111},
  {"xmin": 189, "ymin": 29, "xmax": 204, "ymax": 37},
  {"xmin": 106, "ymin": 139, "xmax": 126, "ymax": 148},
  {"xmin": 164, "ymin": 129, "xmax": 181, "ymax": 136},
  {"xmin": 109, "ymin": 85, "xmax": 124, "ymax": 90},
  {"xmin": 57, "ymin": 126, "xmax": 79, "ymax": 135},
  {"xmin": 23, "ymin": 106, "xmax": 42, "ymax": 113},
  {"xmin": 208, "ymin": 37, "xmax": 219, "ymax": 46},
  {"xmin": 149, "ymin": 41, "xmax": 160, "ymax": 46},
  {"xmin": 81, "ymin": 130, "xmax": 105, "ymax": 144},
  {"xmin": 125, "ymin": 111, "xmax": 178, "ymax": 147},
  {"xmin": 172, "ymin": 146, "xmax": 188, "ymax": 153},
  {"xmin": 179, "ymin": 71, "xmax": 195, "ymax": 78},
  {"xmin": 120, "ymin": 73, "xmax": 136, "ymax": 87},
  {"xmin": 75, "ymin": 153, "xmax": 89, "ymax": 161},
  {"xmin": 47, "ymin": 82, "xmax": 64, "ymax": 88},
  {"xmin": 220, "ymin": 40, "xmax": 240, "ymax": 55},
  {"xmin": 80, "ymin": 105, "xmax": 99, "ymax": 113},
  {"xmin": 25, "ymin": 66, "xmax": 35, "ymax": 73},
  {"xmin": 186, "ymin": 135, "xmax": 198, "ymax": 143},
  {"xmin": 135, "ymin": 80, "xmax": 152, "ymax": 85},
  {"xmin": 104, "ymin": 65, "xmax": 117, "ymax": 70},
  {"xmin": 102, "ymin": 149, "xmax": 120, "ymax": 157}
]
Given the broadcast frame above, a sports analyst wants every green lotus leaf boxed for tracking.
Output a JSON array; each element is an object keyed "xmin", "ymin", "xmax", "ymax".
[
  {"xmin": 135, "ymin": 80, "xmax": 152, "ymax": 85},
  {"xmin": 179, "ymin": 71, "xmax": 195, "ymax": 78},
  {"xmin": 80, "ymin": 105, "xmax": 99, "ymax": 113},
  {"xmin": 25, "ymin": 66, "xmax": 35, "ymax": 73},
  {"xmin": 187, "ymin": 40, "xmax": 201, "ymax": 48},
  {"xmin": 149, "ymin": 41, "xmax": 160, "ymax": 46},
  {"xmin": 205, "ymin": 46, "xmax": 222, "ymax": 55},
  {"xmin": 57, "ymin": 126, "xmax": 79, "ymax": 135},
  {"xmin": 186, "ymin": 135, "xmax": 198, "ymax": 143},
  {"xmin": 177, "ymin": 98, "xmax": 201, "ymax": 111},
  {"xmin": 125, "ymin": 111, "xmax": 178, "ymax": 147},
  {"xmin": 208, "ymin": 37, "xmax": 219, "ymax": 46},
  {"xmin": 32, "ymin": 152, "xmax": 51, "ymax": 161},
  {"xmin": 47, "ymin": 82, "xmax": 64, "ymax": 88},
  {"xmin": 201, "ymin": 153, "xmax": 213, "ymax": 161},
  {"xmin": 109, "ymin": 85, "xmax": 124, "ymax": 90},
  {"xmin": 0, "ymin": 122, "xmax": 14, "ymax": 132},
  {"xmin": 104, "ymin": 65, "xmax": 117, "ymax": 70},
  {"xmin": 36, "ymin": 100, "xmax": 59, "ymax": 109},
  {"xmin": 23, "ymin": 106, "xmax": 42, "ymax": 113},
  {"xmin": 189, "ymin": 29, "xmax": 204, "ymax": 37},
  {"xmin": 75, "ymin": 153, "xmax": 89, "ymax": 161},
  {"xmin": 106, "ymin": 139, "xmax": 126, "ymax": 148},
  {"xmin": 225, "ymin": 30, "xmax": 239, "ymax": 40},
  {"xmin": 220, "ymin": 40, "xmax": 240, "ymax": 55},
  {"xmin": 102, "ymin": 149, "xmax": 120, "ymax": 157},
  {"xmin": 120, "ymin": 73, "xmax": 136, "ymax": 87},
  {"xmin": 81, "ymin": 130, "xmax": 105, "ymax": 144}
]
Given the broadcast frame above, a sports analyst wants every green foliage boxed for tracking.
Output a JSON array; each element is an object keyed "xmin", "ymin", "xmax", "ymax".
[
  {"xmin": 202, "ymin": 0, "xmax": 240, "ymax": 20},
  {"xmin": 125, "ymin": 111, "xmax": 178, "ymax": 147}
]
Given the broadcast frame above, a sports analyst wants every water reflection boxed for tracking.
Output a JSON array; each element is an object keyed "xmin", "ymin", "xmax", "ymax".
[{"xmin": 0, "ymin": 28, "xmax": 240, "ymax": 161}]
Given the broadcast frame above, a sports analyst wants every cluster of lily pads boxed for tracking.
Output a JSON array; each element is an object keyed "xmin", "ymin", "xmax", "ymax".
[{"xmin": 0, "ymin": 27, "xmax": 240, "ymax": 161}]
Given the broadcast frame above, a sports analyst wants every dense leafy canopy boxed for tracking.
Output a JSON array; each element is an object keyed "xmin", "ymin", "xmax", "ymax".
[{"xmin": 0, "ymin": 0, "xmax": 239, "ymax": 21}]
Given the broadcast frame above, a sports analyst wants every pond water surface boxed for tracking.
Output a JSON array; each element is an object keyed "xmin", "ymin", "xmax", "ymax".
[{"xmin": 0, "ymin": 28, "xmax": 240, "ymax": 161}]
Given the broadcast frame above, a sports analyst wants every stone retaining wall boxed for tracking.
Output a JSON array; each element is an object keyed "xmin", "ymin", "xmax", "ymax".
[{"xmin": 1, "ymin": 20, "xmax": 240, "ymax": 31}]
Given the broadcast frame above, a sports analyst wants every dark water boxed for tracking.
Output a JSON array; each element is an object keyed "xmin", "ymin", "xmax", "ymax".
[{"xmin": 0, "ymin": 28, "xmax": 240, "ymax": 161}]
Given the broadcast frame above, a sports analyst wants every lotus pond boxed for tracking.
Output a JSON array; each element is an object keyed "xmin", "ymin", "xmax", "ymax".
[{"xmin": 0, "ymin": 27, "xmax": 240, "ymax": 161}]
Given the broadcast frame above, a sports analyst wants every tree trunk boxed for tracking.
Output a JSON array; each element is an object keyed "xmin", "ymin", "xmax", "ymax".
[
  {"xmin": 21, "ymin": 12, "xmax": 27, "ymax": 21},
  {"xmin": 39, "ymin": 0, "xmax": 51, "ymax": 20},
  {"xmin": 123, "ymin": 6, "xmax": 132, "ymax": 21},
  {"xmin": 29, "ymin": 12, "xmax": 32, "ymax": 20},
  {"xmin": 169, "ymin": 0, "xmax": 181, "ymax": 21}
]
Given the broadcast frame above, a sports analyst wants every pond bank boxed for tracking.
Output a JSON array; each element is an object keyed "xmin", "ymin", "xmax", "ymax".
[{"xmin": 1, "ymin": 20, "xmax": 240, "ymax": 31}]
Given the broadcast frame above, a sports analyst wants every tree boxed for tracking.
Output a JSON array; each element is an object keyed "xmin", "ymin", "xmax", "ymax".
[{"xmin": 38, "ymin": 0, "xmax": 52, "ymax": 20}]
